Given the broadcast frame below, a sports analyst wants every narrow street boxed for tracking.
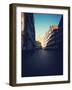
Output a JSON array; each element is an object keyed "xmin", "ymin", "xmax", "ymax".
[{"xmin": 22, "ymin": 49, "xmax": 63, "ymax": 77}]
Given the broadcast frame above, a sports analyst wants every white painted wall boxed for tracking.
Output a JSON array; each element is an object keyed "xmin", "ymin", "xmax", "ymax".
[{"xmin": 0, "ymin": 0, "xmax": 72, "ymax": 90}]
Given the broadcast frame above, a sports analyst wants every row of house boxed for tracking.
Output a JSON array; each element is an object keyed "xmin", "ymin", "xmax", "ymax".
[
  {"xmin": 43, "ymin": 16, "xmax": 63, "ymax": 50},
  {"xmin": 21, "ymin": 13, "xmax": 42, "ymax": 50}
]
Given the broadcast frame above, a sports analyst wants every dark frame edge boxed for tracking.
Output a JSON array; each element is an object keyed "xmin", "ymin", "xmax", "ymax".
[
  {"xmin": 9, "ymin": 4, "xmax": 16, "ymax": 86},
  {"xmin": 10, "ymin": 3, "xmax": 70, "ymax": 10},
  {"xmin": 11, "ymin": 80, "xmax": 70, "ymax": 87},
  {"xmin": 68, "ymin": 7, "xmax": 70, "ymax": 83}
]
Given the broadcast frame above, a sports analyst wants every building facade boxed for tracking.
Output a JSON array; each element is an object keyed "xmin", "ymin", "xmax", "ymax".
[
  {"xmin": 43, "ymin": 16, "xmax": 63, "ymax": 50},
  {"xmin": 21, "ymin": 13, "xmax": 36, "ymax": 50}
]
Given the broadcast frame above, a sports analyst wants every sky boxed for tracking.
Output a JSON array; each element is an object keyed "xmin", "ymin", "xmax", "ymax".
[{"xmin": 34, "ymin": 13, "xmax": 62, "ymax": 46}]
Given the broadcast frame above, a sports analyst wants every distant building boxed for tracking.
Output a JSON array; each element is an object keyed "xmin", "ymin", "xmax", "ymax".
[{"xmin": 35, "ymin": 41, "xmax": 42, "ymax": 49}]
